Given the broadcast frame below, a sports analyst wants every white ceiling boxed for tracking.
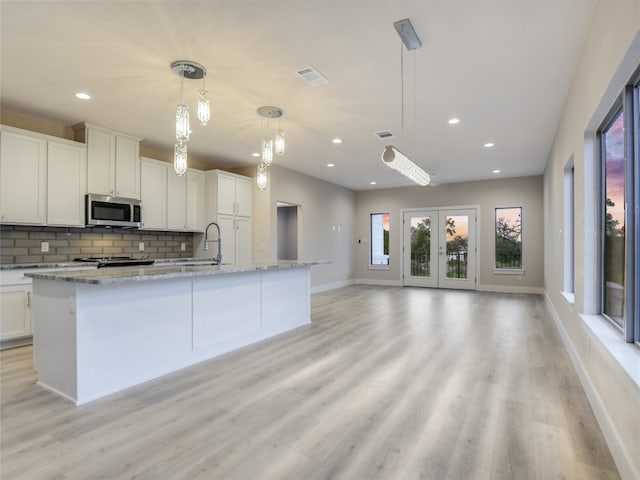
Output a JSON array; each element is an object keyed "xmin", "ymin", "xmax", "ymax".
[{"xmin": 0, "ymin": 0, "xmax": 595, "ymax": 191}]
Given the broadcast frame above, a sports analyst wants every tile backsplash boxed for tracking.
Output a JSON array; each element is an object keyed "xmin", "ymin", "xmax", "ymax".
[{"xmin": 0, "ymin": 225, "xmax": 194, "ymax": 264}]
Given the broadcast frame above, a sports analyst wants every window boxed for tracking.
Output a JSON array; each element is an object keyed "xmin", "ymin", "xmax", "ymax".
[
  {"xmin": 370, "ymin": 213, "xmax": 389, "ymax": 266},
  {"xmin": 495, "ymin": 207, "xmax": 522, "ymax": 270},
  {"xmin": 597, "ymin": 70, "xmax": 639, "ymax": 344},
  {"xmin": 563, "ymin": 161, "xmax": 575, "ymax": 296}
]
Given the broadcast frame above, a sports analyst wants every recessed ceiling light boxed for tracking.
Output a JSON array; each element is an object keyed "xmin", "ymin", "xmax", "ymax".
[
  {"xmin": 332, "ymin": 138, "xmax": 342, "ymax": 144},
  {"xmin": 448, "ymin": 118, "xmax": 460, "ymax": 125},
  {"xmin": 251, "ymin": 152, "xmax": 260, "ymax": 157},
  {"xmin": 327, "ymin": 163, "xmax": 335, "ymax": 168},
  {"xmin": 370, "ymin": 181, "xmax": 377, "ymax": 185},
  {"xmin": 484, "ymin": 142, "xmax": 495, "ymax": 148},
  {"xmin": 75, "ymin": 92, "xmax": 91, "ymax": 100},
  {"xmin": 492, "ymin": 169, "xmax": 501, "ymax": 174}
]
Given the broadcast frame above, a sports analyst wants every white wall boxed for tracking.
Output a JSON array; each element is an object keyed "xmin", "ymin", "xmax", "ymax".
[
  {"xmin": 354, "ymin": 175, "xmax": 544, "ymax": 292},
  {"xmin": 543, "ymin": 2, "xmax": 640, "ymax": 479}
]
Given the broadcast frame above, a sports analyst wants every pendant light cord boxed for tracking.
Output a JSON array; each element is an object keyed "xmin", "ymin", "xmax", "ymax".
[{"xmin": 400, "ymin": 39, "xmax": 405, "ymax": 139}]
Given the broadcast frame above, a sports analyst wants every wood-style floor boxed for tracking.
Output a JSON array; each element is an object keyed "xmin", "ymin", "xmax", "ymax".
[{"xmin": 1, "ymin": 286, "xmax": 620, "ymax": 479}]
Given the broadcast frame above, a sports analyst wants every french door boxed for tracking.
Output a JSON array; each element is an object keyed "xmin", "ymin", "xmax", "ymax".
[{"xmin": 402, "ymin": 208, "xmax": 477, "ymax": 290}]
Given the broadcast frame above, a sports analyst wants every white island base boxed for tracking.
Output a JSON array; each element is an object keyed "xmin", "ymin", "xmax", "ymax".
[{"xmin": 31, "ymin": 266, "xmax": 311, "ymax": 405}]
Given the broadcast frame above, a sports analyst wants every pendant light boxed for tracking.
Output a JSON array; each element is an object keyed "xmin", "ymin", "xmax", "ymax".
[
  {"xmin": 381, "ymin": 19, "xmax": 431, "ymax": 186},
  {"xmin": 255, "ymin": 106, "xmax": 285, "ymax": 189},
  {"xmin": 171, "ymin": 60, "xmax": 210, "ymax": 175}
]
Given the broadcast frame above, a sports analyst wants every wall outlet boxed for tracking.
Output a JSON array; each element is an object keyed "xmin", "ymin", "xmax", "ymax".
[
  {"xmin": 180, "ymin": 242, "xmax": 186, "ymax": 251},
  {"xmin": 41, "ymin": 242, "xmax": 49, "ymax": 253},
  {"xmin": 138, "ymin": 242, "xmax": 144, "ymax": 251}
]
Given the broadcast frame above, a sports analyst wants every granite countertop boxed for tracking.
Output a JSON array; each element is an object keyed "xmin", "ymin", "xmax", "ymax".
[
  {"xmin": 23, "ymin": 260, "xmax": 326, "ymax": 285},
  {"xmin": 0, "ymin": 257, "xmax": 217, "ymax": 271}
]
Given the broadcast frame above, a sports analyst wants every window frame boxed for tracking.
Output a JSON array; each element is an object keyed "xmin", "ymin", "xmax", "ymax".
[
  {"xmin": 493, "ymin": 206, "xmax": 523, "ymax": 274},
  {"xmin": 596, "ymin": 66, "xmax": 640, "ymax": 345},
  {"xmin": 369, "ymin": 212, "xmax": 390, "ymax": 269}
]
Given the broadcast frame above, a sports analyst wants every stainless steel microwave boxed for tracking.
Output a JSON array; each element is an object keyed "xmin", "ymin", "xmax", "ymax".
[{"xmin": 86, "ymin": 194, "xmax": 142, "ymax": 228}]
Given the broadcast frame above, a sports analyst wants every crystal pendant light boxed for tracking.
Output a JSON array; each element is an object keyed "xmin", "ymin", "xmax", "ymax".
[
  {"xmin": 256, "ymin": 163, "xmax": 268, "ymax": 190},
  {"xmin": 174, "ymin": 142, "xmax": 188, "ymax": 176},
  {"xmin": 175, "ymin": 103, "xmax": 190, "ymax": 143},
  {"xmin": 261, "ymin": 138, "xmax": 273, "ymax": 166},
  {"xmin": 274, "ymin": 128, "xmax": 285, "ymax": 156},
  {"xmin": 197, "ymin": 75, "xmax": 210, "ymax": 126}
]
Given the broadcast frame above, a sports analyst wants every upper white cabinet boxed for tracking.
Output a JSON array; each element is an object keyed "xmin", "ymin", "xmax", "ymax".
[
  {"xmin": 167, "ymin": 171, "xmax": 186, "ymax": 231},
  {"xmin": 139, "ymin": 157, "xmax": 204, "ymax": 232},
  {"xmin": 186, "ymin": 169, "xmax": 205, "ymax": 232},
  {"xmin": 211, "ymin": 170, "xmax": 252, "ymax": 218},
  {"xmin": 205, "ymin": 170, "xmax": 253, "ymax": 263},
  {"xmin": 73, "ymin": 123, "xmax": 141, "ymax": 199},
  {"xmin": 140, "ymin": 158, "xmax": 168, "ymax": 230},
  {"xmin": 1, "ymin": 126, "xmax": 87, "ymax": 227},
  {"xmin": 0, "ymin": 128, "xmax": 47, "ymax": 224},
  {"xmin": 47, "ymin": 141, "xmax": 87, "ymax": 226}
]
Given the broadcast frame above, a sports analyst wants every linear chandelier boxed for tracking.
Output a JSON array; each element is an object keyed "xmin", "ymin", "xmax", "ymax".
[
  {"xmin": 381, "ymin": 18, "xmax": 432, "ymax": 186},
  {"xmin": 256, "ymin": 105, "xmax": 285, "ymax": 190},
  {"xmin": 382, "ymin": 146, "xmax": 430, "ymax": 186},
  {"xmin": 171, "ymin": 60, "xmax": 210, "ymax": 176}
]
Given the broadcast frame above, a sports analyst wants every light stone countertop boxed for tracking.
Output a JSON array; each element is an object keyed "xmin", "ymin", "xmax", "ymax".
[
  {"xmin": 23, "ymin": 260, "xmax": 326, "ymax": 285},
  {"xmin": 0, "ymin": 257, "xmax": 221, "ymax": 271}
]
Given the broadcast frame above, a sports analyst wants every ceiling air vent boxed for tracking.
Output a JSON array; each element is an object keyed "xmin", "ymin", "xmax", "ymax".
[
  {"xmin": 375, "ymin": 130, "xmax": 395, "ymax": 139},
  {"xmin": 295, "ymin": 66, "xmax": 328, "ymax": 86}
]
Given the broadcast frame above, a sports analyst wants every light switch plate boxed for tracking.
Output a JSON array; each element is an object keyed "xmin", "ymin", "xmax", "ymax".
[
  {"xmin": 139, "ymin": 242, "xmax": 144, "ymax": 251},
  {"xmin": 41, "ymin": 242, "xmax": 49, "ymax": 253}
]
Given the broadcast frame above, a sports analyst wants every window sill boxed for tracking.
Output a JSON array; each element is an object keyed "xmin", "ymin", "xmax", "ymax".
[
  {"xmin": 580, "ymin": 314, "xmax": 640, "ymax": 390},
  {"xmin": 561, "ymin": 291, "xmax": 575, "ymax": 305},
  {"xmin": 368, "ymin": 265, "xmax": 390, "ymax": 271},
  {"xmin": 493, "ymin": 268, "xmax": 524, "ymax": 275}
]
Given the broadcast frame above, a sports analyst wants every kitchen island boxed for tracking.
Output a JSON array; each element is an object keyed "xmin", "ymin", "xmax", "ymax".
[{"xmin": 25, "ymin": 261, "xmax": 321, "ymax": 405}]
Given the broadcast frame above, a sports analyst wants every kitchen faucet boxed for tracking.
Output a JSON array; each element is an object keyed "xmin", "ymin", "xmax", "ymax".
[{"xmin": 203, "ymin": 222, "xmax": 222, "ymax": 264}]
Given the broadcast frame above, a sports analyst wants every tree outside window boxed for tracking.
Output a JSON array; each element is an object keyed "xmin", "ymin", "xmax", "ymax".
[{"xmin": 495, "ymin": 207, "xmax": 522, "ymax": 269}]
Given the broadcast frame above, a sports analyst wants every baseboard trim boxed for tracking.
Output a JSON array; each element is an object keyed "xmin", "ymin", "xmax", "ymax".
[
  {"xmin": 544, "ymin": 292, "xmax": 639, "ymax": 480},
  {"xmin": 311, "ymin": 279, "xmax": 355, "ymax": 294},
  {"xmin": 478, "ymin": 284, "xmax": 544, "ymax": 294},
  {"xmin": 354, "ymin": 278, "xmax": 403, "ymax": 287}
]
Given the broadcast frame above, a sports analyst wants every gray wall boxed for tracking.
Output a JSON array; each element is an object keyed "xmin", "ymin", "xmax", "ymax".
[
  {"xmin": 543, "ymin": 2, "xmax": 640, "ymax": 478},
  {"xmin": 253, "ymin": 165, "xmax": 355, "ymax": 290},
  {"xmin": 354, "ymin": 175, "xmax": 544, "ymax": 292}
]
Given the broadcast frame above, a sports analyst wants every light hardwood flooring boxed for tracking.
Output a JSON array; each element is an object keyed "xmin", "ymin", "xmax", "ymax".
[{"xmin": 1, "ymin": 286, "xmax": 620, "ymax": 479}]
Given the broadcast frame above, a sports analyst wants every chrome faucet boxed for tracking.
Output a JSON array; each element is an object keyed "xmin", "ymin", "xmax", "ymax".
[{"xmin": 203, "ymin": 222, "xmax": 222, "ymax": 264}]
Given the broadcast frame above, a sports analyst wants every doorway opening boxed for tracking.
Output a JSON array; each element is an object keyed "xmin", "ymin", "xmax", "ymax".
[{"xmin": 277, "ymin": 202, "xmax": 299, "ymax": 260}]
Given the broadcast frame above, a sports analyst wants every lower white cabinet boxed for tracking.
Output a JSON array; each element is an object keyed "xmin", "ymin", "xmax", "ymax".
[{"xmin": 0, "ymin": 284, "xmax": 31, "ymax": 341}]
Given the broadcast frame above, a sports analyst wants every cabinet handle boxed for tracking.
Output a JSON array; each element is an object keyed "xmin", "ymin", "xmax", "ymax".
[{"xmin": 26, "ymin": 291, "xmax": 31, "ymax": 308}]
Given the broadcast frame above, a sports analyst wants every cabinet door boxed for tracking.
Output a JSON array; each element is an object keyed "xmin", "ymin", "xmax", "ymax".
[
  {"xmin": 186, "ymin": 169, "xmax": 205, "ymax": 231},
  {"xmin": 140, "ymin": 160, "xmax": 167, "ymax": 230},
  {"xmin": 217, "ymin": 215, "xmax": 236, "ymax": 264},
  {"xmin": 216, "ymin": 173, "xmax": 236, "ymax": 215},
  {"xmin": 114, "ymin": 135, "xmax": 140, "ymax": 199},
  {"xmin": 86, "ymin": 127, "xmax": 115, "ymax": 196},
  {"xmin": 0, "ymin": 285, "xmax": 31, "ymax": 340},
  {"xmin": 47, "ymin": 141, "xmax": 87, "ymax": 226},
  {"xmin": 167, "ymin": 171, "xmax": 186, "ymax": 231},
  {"xmin": 0, "ymin": 130, "xmax": 46, "ymax": 224},
  {"xmin": 235, "ymin": 177, "xmax": 253, "ymax": 217},
  {"xmin": 235, "ymin": 216, "xmax": 252, "ymax": 263}
]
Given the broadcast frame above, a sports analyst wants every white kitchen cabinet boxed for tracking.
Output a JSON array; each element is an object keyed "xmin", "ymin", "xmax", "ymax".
[
  {"xmin": 0, "ymin": 284, "xmax": 31, "ymax": 341},
  {"xmin": 140, "ymin": 158, "xmax": 168, "ymax": 230},
  {"xmin": 0, "ymin": 128, "xmax": 47, "ymax": 225},
  {"xmin": 186, "ymin": 169, "xmax": 205, "ymax": 232},
  {"xmin": 47, "ymin": 141, "xmax": 87, "ymax": 226},
  {"xmin": 73, "ymin": 123, "xmax": 141, "ymax": 199},
  {"xmin": 205, "ymin": 170, "xmax": 253, "ymax": 263},
  {"xmin": 167, "ymin": 171, "xmax": 186, "ymax": 231}
]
